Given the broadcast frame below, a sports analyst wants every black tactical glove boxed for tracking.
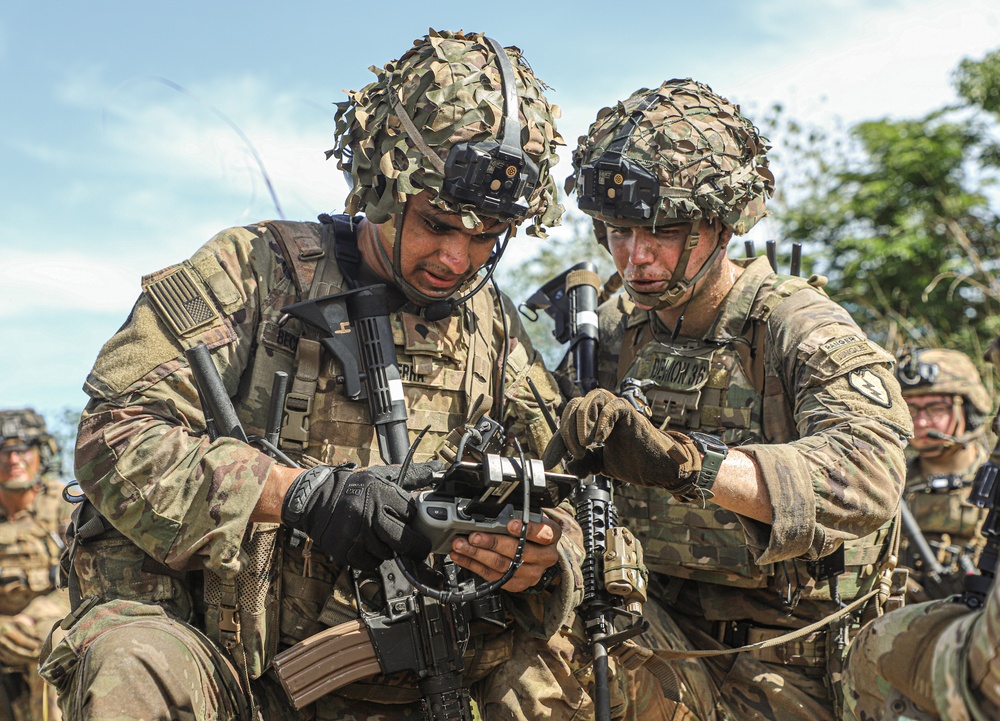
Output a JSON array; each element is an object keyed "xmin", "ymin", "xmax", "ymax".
[
  {"xmin": 281, "ymin": 461, "xmax": 442, "ymax": 570},
  {"xmin": 542, "ymin": 389, "xmax": 702, "ymax": 495}
]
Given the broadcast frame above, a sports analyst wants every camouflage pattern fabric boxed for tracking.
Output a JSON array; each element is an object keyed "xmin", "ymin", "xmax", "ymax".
[
  {"xmin": 565, "ymin": 79, "xmax": 774, "ymax": 236},
  {"xmin": 901, "ymin": 449, "xmax": 990, "ymax": 603},
  {"xmin": 841, "ymin": 574, "xmax": 1000, "ymax": 720},
  {"xmin": 0, "ymin": 473, "xmax": 71, "ymax": 721},
  {"xmin": 44, "ymin": 219, "xmax": 590, "ymax": 721},
  {"xmin": 332, "ymin": 29, "xmax": 563, "ymax": 236},
  {"xmin": 564, "ymin": 256, "xmax": 910, "ymax": 720}
]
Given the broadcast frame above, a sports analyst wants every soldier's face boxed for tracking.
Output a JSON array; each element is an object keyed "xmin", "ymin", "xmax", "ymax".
[
  {"xmin": 605, "ymin": 221, "xmax": 722, "ymax": 309},
  {"xmin": 378, "ymin": 193, "xmax": 508, "ymax": 301},
  {"xmin": 906, "ymin": 393, "xmax": 964, "ymax": 451},
  {"xmin": 0, "ymin": 445, "xmax": 41, "ymax": 486}
]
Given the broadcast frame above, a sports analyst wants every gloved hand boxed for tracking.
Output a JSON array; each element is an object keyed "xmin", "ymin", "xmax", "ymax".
[
  {"xmin": 281, "ymin": 461, "xmax": 442, "ymax": 570},
  {"xmin": 542, "ymin": 388, "xmax": 702, "ymax": 496}
]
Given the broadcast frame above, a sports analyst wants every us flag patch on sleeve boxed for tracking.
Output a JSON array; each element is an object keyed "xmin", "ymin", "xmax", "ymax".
[
  {"xmin": 848, "ymin": 369, "xmax": 892, "ymax": 408},
  {"xmin": 146, "ymin": 265, "xmax": 219, "ymax": 337}
]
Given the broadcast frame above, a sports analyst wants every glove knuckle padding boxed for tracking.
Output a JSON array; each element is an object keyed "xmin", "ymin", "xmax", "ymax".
[{"xmin": 282, "ymin": 464, "xmax": 431, "ymax": 570}]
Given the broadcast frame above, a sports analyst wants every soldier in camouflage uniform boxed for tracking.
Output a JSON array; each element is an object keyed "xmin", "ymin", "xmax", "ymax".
[
  {"xmin": 39, "ymin": 31, "xmax": 594, "ymax": 721},
  {"xmin": 0, "ymin": 409, "xmax": 71, "ymax": 721},
  {"xmin": 895, "ymin": 348, "xmax": 993, "ymax": 602},
  {"xmin": 543, "ymin": 79, "xmax": 911, "ymax": 721}
]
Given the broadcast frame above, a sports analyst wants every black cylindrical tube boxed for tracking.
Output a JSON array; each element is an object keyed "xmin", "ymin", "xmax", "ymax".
[
  {"xmin": 265, "ymin": 371, "xmax": 290, "ymax": 447},
  {"xmin": 790, "ymin": 242, "xmax": 802, "ymax": 277},
  {"xmin": 345, "ymin": 285, "xmax": 410, "ymax": 464},
  {"xmin": 185, "ymin": 343, "xmax": 248, "ymax": 442},
  {"xmin": 766, "ymin": 239, "xmax": 777, "ymax": 272},
  {"xmin": 567, "ymin": 262, "xmax": 601, "ymax": 393}
]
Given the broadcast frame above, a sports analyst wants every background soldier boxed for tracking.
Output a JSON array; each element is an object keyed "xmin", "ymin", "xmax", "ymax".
[
  {"xmin": 896, "ymin": 348, "xmax": 993, "ymax": 601},
  {"xmin": 544, "ymin": 79, "xmax": 911, "ymax": 720},
  {"xmin": 0, "ymin": 409, "xmax": 70, "ymax": 721},
  {"xmin": 41, "ymin": 31, "xmax": 594, "ymax": 721}
]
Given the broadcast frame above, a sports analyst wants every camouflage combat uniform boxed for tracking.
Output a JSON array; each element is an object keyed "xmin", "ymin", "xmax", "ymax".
[
  {"xmin": 901, "ymin": 449, "xmax": 990, "ymax": 602},
  {"xmin": 591, "ymin": 257, "xmax": 909, "ymax": 721},
  {"xmin": 840, "ymin": 577, "xmax": 1000, "ymax": 721},
  {"xmin": 0, "ymin": 471, "xmax": 71, "ymax": 721},
  {"xmin": 39, "ymin": 220, "xmax": 589, "ymax": 721}
]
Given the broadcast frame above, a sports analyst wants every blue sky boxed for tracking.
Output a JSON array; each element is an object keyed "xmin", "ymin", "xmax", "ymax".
[{"xmin": 2, "ymin": 0, "xmax": 999, "ymax": 422}]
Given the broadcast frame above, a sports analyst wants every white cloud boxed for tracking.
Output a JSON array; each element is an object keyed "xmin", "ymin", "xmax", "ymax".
[{"xmin": 0, "ymin": 250, "xmax": 142, "ymax": 316}]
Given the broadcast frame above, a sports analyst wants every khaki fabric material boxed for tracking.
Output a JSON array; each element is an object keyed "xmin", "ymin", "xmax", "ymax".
[
  {"xmin": 0, "ymin": 474, "xmax": 70, "ymax": 721},
  {"xmin": 901, "ymin": 446, "xmax": 990, "ymax": 603}
]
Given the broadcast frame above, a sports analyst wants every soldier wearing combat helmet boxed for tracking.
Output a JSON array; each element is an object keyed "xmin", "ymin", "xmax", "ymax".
[
  {"xmin": 545, "ymin": 79, "xmax": 911, "ymax": 720},
  {"xmin": 0, "ymin": 409, "xmax": 71, "ymax": 721},
  {"xmin": 42, "ymin": 31, "xmax": 594, "ymax": 721},
  {"xmin": 895, "ymin": 348, "xmax": 993, "ymax": 601}
]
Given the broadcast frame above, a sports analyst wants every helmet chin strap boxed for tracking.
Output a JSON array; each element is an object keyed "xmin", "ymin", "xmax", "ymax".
[
  {"xmin": 622, "ymin": 220, "xmax": 723, "ymax": 310},
  {"xmin": 372, "ymin": 211, "xmax": 513, "ymax": 320}
]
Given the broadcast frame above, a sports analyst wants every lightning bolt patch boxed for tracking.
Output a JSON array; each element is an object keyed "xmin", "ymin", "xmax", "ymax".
[{"xmin": 848, "ymin": 369, "xmax": 892, "ymax": 408}]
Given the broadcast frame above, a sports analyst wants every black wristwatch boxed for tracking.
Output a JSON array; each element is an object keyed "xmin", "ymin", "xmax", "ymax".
[{"xmin": 687, "ymin": 432, "xmax": 728, "ymax": 494}]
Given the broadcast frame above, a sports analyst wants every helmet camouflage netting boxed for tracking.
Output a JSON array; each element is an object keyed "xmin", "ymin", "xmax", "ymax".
[
  {"xmin": 330, "ymin": 29, "xmax": 563, "ymax": 237},
  {"xmin": 567, "ymin": 78, "xmax": 774, "ymax": 235}
]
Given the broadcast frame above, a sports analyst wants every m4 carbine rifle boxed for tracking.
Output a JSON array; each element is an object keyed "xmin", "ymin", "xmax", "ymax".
[
  {"xmin": 524, "ymin": 262, "xmax": 648, "ymax": 721},
  {"xmin": 266, "ymin": 284, "xmax": 575, "ymax": 721}
]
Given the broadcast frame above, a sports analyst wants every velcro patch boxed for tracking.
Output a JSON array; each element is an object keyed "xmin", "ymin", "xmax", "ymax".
[
  {"xmin": 146, "ymin": 266, "xmax": 219, "ymax": 337},
  {"xmin": 848, "ymin": 369, "xmax": 892, "ymax": 408},
  {"xmin": 820, "ymin": 335, "xmax": 872, "ymax": 367}
]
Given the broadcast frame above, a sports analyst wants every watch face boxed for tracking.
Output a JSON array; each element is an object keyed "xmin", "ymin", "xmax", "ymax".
[{"xmin": 690, "ymin": 432, "xmax": 727, "ymax": 454}]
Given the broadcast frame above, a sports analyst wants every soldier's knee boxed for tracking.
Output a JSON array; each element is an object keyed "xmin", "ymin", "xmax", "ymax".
[{"xmin": 84, "ymin": 622, "xmax": 197, "ymax": 679}]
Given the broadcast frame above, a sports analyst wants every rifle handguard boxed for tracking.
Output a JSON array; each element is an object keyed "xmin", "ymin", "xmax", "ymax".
[{"xmin": 272, "ymin": 619, "xmax": 381, "ymax": 710}]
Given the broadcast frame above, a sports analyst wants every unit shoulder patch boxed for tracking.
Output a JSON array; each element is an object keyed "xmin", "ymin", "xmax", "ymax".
[{"xmin": 848, "ymin": 368, "xmax": 892, "ymax": 408}]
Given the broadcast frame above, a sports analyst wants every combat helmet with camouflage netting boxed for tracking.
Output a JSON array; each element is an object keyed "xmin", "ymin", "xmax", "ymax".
[
  {"xmin": 896, "ymin": 348, "xmax": 992, "ymax": 435},
  {"xmin": 0, "ymin": 408, "xmax": 60, "ymax": 490},
  {"xmin": 566, "ymin": 78, "xmax": 774, "ymax": 309},
  {"xmin": 330, "ymin": 29, "xmax": 563, "ymax": 311}
]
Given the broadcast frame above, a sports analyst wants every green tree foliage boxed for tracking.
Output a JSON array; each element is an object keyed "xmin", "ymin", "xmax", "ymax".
[
  {"xmin": 499, "ymin": 207, "xmax": 618, "ymax": 369},
  {"xmin": 770, "ymin": 47, "xmax": 1000, "ymax": 363}
]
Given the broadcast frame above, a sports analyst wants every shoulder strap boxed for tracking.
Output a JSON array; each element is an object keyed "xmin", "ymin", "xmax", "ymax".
[
  {"xmin": 321, "ymin": 213, "xmax": 364, "ymax": 289},
  {"xmin": 738, "ymin": 275, "xmax": 822, "ymax": 397},
  {"xmin": 262, "ymin": 220, "xmax": 325, "ymax": 296}
]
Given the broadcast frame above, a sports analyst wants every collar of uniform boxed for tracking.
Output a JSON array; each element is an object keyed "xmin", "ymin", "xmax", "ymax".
[
  {"xmin": 624, "ymin": 255, "xmax": 773, "ymax": 338},
  {"xmin": 703, "ymin": 255, "xmax": 773, "ymax": 343}
]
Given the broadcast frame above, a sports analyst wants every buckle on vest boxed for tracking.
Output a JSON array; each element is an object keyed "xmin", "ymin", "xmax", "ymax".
[
  {"xmin": 283, "ymin": 392, "xmax": 312, "ymax": 445},
  {"xmin": 219, "ymin": 604, "xmax": 242, "ymax": 649}
]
